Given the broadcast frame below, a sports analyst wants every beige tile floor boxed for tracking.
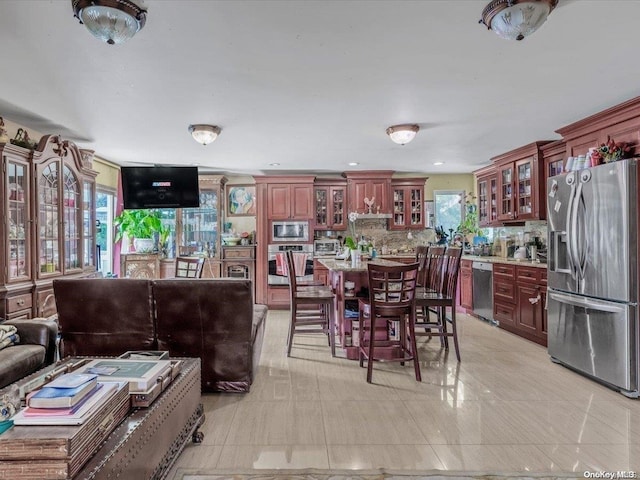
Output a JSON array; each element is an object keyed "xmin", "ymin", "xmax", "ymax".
[{"xmin": 170, "ymin": 310, "xmax": 640, "ymax": 478}]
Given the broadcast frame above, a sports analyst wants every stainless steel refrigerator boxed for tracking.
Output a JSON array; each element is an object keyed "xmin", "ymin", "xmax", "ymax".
[{"xmin": 547, "ymin": 158, "xmax": 639, "ymax": 398}]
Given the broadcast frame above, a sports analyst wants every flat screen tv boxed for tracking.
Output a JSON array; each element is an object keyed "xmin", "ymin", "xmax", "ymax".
[{"xmin": 121, "ymin": 166, "xmax": 200, "ymax": 209}]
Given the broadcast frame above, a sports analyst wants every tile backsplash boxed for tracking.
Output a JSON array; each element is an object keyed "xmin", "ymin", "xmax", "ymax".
[{"xmin": 317, "ymin": 219, "xmax": 547, "ymax": 252}]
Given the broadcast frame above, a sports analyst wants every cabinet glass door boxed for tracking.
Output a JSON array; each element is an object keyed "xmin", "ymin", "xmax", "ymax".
[
  {"xmin": 477, "ymin": 178, "xmax": 488, "ymax": 225},
  {"xmin": 82, "ymin": 180, "xmax": 95, "ymax": 268},
  {"xmin": 331, "ymin": 187, "xmax": 345, "ymax": 228},
  {"xmin": 63, "ymin": 165, "xmax": 81, "ymax": 271},
  {"xmin": 489, "ymin": 176, "xmax": 498, "ymax": 223},
  {"xmin": 516, "ymin": 159, "xmax": 533, "ymax": 217},
  {"xmin": 498, "ymin": 165, "xmax": 514, "ymax": 220},
  {"xmin": 39, "ymin": 163, "xmax": 61, "ymax": 275},
  {"xmin": 7, "ymin": 161, "xmax": 30, "ymax": 281},
  {"xmin": 409, "ymin": 188, "xmax": 422, "ymax": 226},
  {"xmin": 315, "ymin": 188, "xmax": 328, "ymax": 227},
  {"xmin": 393, "ymin": 189, "xmax": 405, "ymax": 227},
  {"xmin": 182, "ymin": 189, "xmax": 218, "ymax": 256}
]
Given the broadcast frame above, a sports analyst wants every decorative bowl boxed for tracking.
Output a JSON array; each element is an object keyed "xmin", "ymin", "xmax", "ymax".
[{"xmin": 223, "ymin": 237, "xmax": 241, "ymax": 246}]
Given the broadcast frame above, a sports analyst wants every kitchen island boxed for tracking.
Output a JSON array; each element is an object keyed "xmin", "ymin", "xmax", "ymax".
[{"xmin": 318, "ymin": 257, "xmax": 411, "ymax": 359}]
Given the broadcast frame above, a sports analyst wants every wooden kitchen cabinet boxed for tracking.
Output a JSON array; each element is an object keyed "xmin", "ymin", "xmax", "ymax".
[
  {"xmin": 344, "ymin": 171, "xmax": 392, "ymax": 215},
  {"xmin": 389, "ymin": 178, "xmax": 426, "ymax": 230},
  {"xmin": 492, "ymin": 142, "xmax": 551, "ymax": 223},
  {"xmin": 514, "ymin": 266, "xmax": 547, "ymax": 345},
  {"xmin": 494, "ymin": 263, "xmax": 547, "ymax": 346},
  {"xmin": 267, "ymin": 183, "xmax": 314, "ymax": 220},
  {"xmin": 459, "ymin": 259, "xmax": 473, "ymax": 310},
  {"xmin": 541, "ymin": 139, "xmax": 566, "ymax": 181},
  {"xmin": 476, "ymin": 166, "xmax": 498, "ymax": 227},
  {"xmin": 0, "ymin": 136, "xmax": 97, "ymax": 320},
  {"xmin": 314, "ymin": 179, "xmax": 347, "ymax": 230},
  {"xmin": 314, "ymin": 259, "xmax": 329, "ymax": 285},
  {"xmin": 222, "ymin": 246, "xmax": 255, "ymax": 294},
  {"xmin": 493, "ymin": 263, "xmax": 516, "ymax": 329}
]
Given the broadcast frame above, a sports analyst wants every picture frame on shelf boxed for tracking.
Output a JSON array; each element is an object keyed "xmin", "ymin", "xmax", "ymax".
[{"xmin": 227, "ymin": 185, "xmax": 256, "ymax": 216}]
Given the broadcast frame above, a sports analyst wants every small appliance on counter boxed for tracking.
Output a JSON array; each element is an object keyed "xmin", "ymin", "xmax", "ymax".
[{"xmin": 313, "ymin": 238, "xmax": 340, "ymax": 256}]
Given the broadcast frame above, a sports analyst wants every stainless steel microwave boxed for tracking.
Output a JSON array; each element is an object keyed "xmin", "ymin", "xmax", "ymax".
[{"xmin": 271, "ymin": 221, "xmax": 310, "ymax": 242}]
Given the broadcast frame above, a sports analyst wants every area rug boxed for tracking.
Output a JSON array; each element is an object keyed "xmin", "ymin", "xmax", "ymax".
[{"xmin": 178, "ymin": 469, "xmax": 579, "ymax": 480}]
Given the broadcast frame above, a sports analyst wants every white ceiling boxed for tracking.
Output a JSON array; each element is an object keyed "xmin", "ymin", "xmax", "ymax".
[{"xmin": 1, "ymin": 0, "xmax": 639, "ymax": 176}]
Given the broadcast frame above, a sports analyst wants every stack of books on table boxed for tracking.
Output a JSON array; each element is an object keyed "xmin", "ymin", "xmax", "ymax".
[{"xmin": 12, "ymin": 373, "xmax": 122, "ymax": 425}]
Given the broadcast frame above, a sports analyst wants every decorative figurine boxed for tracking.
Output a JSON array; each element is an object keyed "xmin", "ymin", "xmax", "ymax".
[
  {"xmin": 0, "ymin": 117, "xmax": 8, "ymax": 144},
  {"xmin": 364, "ymin": 196, "xmax": 375, "ymax": 214}
]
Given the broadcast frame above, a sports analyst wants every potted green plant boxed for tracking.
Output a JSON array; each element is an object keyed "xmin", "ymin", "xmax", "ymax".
[{"xmin": 114, "ymin": 209, "xmax": 164, "ymax": 253}]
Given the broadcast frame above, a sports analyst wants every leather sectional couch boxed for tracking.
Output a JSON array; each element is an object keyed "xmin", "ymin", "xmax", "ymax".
[
  {"xmin": 53, "ymin": 278, "xmax": 267, "ymax": 393},
  {"xmin": 0, "ymin": 318, "xmax": 58, "ymax": 389}
]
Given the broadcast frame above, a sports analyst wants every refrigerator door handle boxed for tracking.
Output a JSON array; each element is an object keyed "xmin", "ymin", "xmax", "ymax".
[
  {"xmin": 549, "ymin": 291, "xmax": 631, "ymax": 313},
  {"xmin": 565, "ymin": 180, "xmax": 577, "ymax": 278},
  {"xmin": 572, "ymin": 182, "xmax": 586, "ymax": 279}
]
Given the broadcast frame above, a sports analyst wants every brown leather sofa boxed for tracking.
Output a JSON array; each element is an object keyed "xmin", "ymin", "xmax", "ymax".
[
  {"xmin": 0, "ymin": 319, "xmax": 58, "ymax": 389},
  {"xmin": 53, "ymin": 278, "xmax": 267, "ymax": 393}
]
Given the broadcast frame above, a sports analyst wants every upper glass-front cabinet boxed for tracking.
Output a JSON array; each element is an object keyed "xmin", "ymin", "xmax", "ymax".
[
  {"xmin": 178, "ymin": 175, "xmax": 226, "ymax": 258},
  {"xmin": 5, "ymin": 153, "xmax": 31, "ymax": 282},
  {"xmin": 33, "ymin": 136, "xmax": 97, "ymax": 279}
]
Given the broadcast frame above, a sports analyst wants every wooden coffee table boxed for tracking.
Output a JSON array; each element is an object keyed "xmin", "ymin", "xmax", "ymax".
[{"xmin": 0, "ymin": 356, "xmax": 204, "ymax": 480}]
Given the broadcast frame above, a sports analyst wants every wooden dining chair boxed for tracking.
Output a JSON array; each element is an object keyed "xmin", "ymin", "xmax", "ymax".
[
  {"xmin": 415, "ymin": 245, "xmax": 429, "ymax": 287},
  {"xmin": 285, "ymin": 250, "xmax": 336, "ymax": 357},
  {"xmin": 359, "ymin": 262, "xmax": 421, "ymax": 383},
  {"xmin": 414, "ymin": 247, "xmax": 463, "ymax": 361},
  {"xmin": 175, "ymin": 256, "xmax": 205, "ymax": 278},
  {"xmin": 416, "ymin": 245, "xmax": 446, "ymax": 329}
]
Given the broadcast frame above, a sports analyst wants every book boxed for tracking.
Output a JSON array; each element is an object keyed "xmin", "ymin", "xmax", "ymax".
[
  {"xmin": 13, "ymin": 382, "xmax": 122, "ymax": 426},
  {"xmin": 23, "ymin": 384, "xmax": 103, "ymax": 416},
  {"xmin": 28, "ymin": 375, "xmax": 98, "ymax": 409},
  {"xmin": 80, "ymin": 359, "xmax": 173, "ymax": 392}
]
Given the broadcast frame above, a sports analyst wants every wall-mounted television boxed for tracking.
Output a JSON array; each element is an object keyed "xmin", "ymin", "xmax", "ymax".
[{"xmin": 121, "ymin": 166, "xmax": 200, "ymax": 209}]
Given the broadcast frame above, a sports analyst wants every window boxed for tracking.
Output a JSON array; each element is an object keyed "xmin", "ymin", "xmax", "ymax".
[
  {"xmin": 433, "ymin": 190, "xmax": 464, "ymax": 238},
  {"xmin": 96, "ymin": 189, "xmax": 115, "ymax": 274}
]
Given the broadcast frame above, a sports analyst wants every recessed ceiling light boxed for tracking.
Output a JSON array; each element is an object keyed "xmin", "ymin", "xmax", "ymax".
[
  {"xmin": 269, "ymin": 163, "xmax": 280, "ymax": 166},
  {"xmin": 348, "ymin": 162, "xmax": 359, "ymax": 166},
  {"xmin": 433, "ymin": 162, "xmax": 444, "ymax": 166}
]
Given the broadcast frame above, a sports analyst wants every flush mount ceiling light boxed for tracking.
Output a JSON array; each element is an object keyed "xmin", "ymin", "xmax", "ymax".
[
  {"xmin": 480, "ymin": 0, "xmax": 557, "ymax": 41},
  {"xmin": 188, "ymin": 125, "xmax": 221, "ymax": 145},
  {"xmin": 386, "ymin": 124, "xmax": 419, "ymax": 145},
  {"xmin": 72, "ymin": 0, "xmax": 147, "ymax": 45}
]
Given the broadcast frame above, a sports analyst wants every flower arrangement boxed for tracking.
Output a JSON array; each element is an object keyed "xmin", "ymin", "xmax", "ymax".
[
  {"xmin": 589, "ymin": 136, "xmax": 631, "ymax": 165},
  {"xmin": 344, "ymin": 212, "xmax": 359, "ymax": 250}
]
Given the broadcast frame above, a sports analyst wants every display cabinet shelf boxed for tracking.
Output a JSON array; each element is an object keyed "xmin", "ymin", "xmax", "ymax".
[{"xmin": 1, "ymin": 136, "xmax": 97, "ymax": 320}]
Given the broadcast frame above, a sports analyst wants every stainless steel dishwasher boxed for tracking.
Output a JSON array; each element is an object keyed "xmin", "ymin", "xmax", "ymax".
[{"xmin": 472, "ymin": 261, "xmax": 495, "ymax": 323}]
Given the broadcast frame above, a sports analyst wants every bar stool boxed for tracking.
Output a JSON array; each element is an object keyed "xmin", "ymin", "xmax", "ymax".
[
  {"xmin": 358, "ymin": 262, "xmax": 420, "ymax": 383},
  {"xmin": 285, "ymin": 250, "xmax": 336, "ymax": 357},
  {"xmin": 414, "ymin": 247, "xmax": 463, "ymax": 361}
]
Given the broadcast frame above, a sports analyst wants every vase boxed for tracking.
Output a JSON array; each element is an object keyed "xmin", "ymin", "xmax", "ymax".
[
  {"xmin": 350, "ymin": 249, "xmax": 361, "ymax": 267},
  {"xmin": 134, "ymin": 238, "xmax": 155, "ymax": 253}
]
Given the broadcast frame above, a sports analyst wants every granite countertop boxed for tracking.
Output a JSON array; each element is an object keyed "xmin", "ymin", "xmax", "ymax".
[
  {"xmin": 462, "ymin": 254, "xmax": 547, "ymax": 269},
  {"xmin": 317, "ymin": 258, "xmax": 405, "ymax": 272}
]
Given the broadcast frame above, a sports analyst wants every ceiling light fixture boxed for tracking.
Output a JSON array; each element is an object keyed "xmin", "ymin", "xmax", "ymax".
[
  {"xmin": 72, "ymin": 0, "xmax": 147, "ymax": 45},
  {"xmin": 269, "ymin": 163, "xmax": 280, "ymax": 167},
  {"xmin": 433, "ymin": 162, "xmax": 444, "ymax": 166},
  {"xmin": 188, "ymin": 125, "xmax": 221, "ymax": 145},
  {"xmin": 386, "ymin": 124, "xmax": 419, "ymax": 145},
  {"xmin": 480, "ymin": 0, "xmax": 557, "ymax": 41},
  {"xmin": 348, "ymin": 162, "xmax": 359, "ymax": 166}
]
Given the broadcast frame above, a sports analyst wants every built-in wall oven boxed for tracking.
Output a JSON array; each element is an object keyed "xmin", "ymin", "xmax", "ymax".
[
  {"xmin": 272, "ymin": 221, "xmax": 309, "ymax": 243},
  {"xmin": 268, "ymin": 244, "xmax": 314, "ymax": 285}
]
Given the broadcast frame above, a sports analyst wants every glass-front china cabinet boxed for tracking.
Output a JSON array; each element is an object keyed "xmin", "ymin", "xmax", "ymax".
[
  {"xmin": 1, "ymin": 136, "xmax": 97, "ymax": 320},
  {"xmin": 176, "ymin": 175, "xmax": 226, "ymax": 278}
]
